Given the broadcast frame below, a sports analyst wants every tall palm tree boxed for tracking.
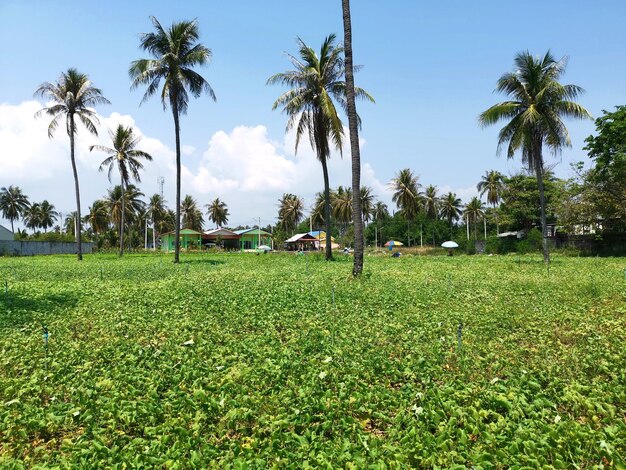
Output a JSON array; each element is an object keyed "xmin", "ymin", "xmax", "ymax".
[
  {"xmin": 277, "ymin": 193, "xmax": 304, "ymax": 234},
  {"xmin": 372, "ymin": 201, "xmax": 389, "ymax": 223},
  {"xmin": 87, "ymin": 199, "xmax": 109, "ymax": 237},
  {"xmin": 38, "ymin": 200, "xmax": 58, "ymax": 232},
  {"xmin": 64, "ymin": 212, "xmax": 78, "ymax": 236},
  {"xmin": 0, "ymin": 186, "xmax": 30, "ymax": 233},
  {"xmin": 479, "ymin": 51, "xmax": 591, "ymax": 264},
  {"xmin": 130, "ymin": 17, "xmax": 216, "ymax": 263},
  {"xmin": 389, "ymin": 168, "xmax": 421, "ymax": 245},
  {"xmin": 35, "ymin": 68, "xmax": 110, "ymax": 260},
  {"xmin": 23, "ymin": 203, "xmax": 41, "ymax": 234},
  {"xmin": 147, "ymin": 194, "xmax": 167, "ymax": 250},
  {"xmin": 464, "ymin": 197, "xmax": 485, "ymax": 240},
  {"xmin": 439, "ymin": 192, "xmax": 462, "ymax": 237},
  {"xmin": 180, "ymin": 195, "xmax": 204, "ymax": 232},
  {"xmin": 206, "ymin": 198, "xmax": 229, "ymax": 228},
  {"xmin": 423, "ymin": 185, "xmax": 439, "ymax": 219},
  {"xmin": 310, "ymin": 191, "xmax": 327, "ymax": 228},
  {"xmin": 477, "ymin": 170, "xmax": 504, "ymax": 235},
  {"xmin": 105, "ymin": 185, "xmax": 145, "ymax": 245},
  {"xmin": 359, "ymin": 186, "xmax": 375, "ymax": 224},
  {"xmin": 342, "ymin": 0, "xmax": 374, "ymax": 274},
  {"xmin": 268, "ymin": 34, "xmax": 373, "ymax": 260},
  {"xmin": 90, "ymin": 124, "xmax": 153, "ymax": 256},
  {"xmin": 332, "ymin": 186, "xmax": 353, "ymax": 243}
]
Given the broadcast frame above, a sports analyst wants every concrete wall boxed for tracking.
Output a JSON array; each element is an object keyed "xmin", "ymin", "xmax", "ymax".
[{"xmin": 0, "ymin": 241, "xmax": 93, "ymax": 256}]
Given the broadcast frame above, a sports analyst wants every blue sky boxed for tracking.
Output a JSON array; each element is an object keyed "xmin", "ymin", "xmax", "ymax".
[{"xmin": 1, "ymin": 0, "xmax": 625, "ymax": 229}]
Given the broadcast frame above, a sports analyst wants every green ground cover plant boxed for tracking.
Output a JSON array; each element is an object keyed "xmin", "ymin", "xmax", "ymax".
[{"xmin": 0, "ymin": 253, "xmax": 625, "ymax": 468}]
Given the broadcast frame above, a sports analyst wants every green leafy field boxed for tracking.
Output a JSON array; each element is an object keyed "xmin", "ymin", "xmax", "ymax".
[{"xmin": 1, "ymin": 253, "xmax": 625, "ymax": 468}]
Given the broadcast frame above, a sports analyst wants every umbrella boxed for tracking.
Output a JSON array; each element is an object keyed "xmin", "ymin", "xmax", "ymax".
[
  {"xmin": 257, "ymin": 245, "xmax": 272, "ymax": 252},
  {"xmin": 384, "ymin": 240, "xmax": 404, "ymax": 247},
  {"xmin": 441, "ymin": 241, "xmax": 459, "ymax": 248}
]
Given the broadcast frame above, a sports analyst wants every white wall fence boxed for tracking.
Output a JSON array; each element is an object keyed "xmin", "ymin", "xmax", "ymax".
[{"xmin": 0, "ymin": 241, "xmax": 93, "ymax": 256}]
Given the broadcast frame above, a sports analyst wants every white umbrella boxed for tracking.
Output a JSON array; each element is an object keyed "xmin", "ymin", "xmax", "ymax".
[
  {"xmin": 441, "ymin": 241, "xmax": 459, "ymax": 248},
  {"xmin": 257, "ymin": 245, "xmax": 272, "ymax": 252}
]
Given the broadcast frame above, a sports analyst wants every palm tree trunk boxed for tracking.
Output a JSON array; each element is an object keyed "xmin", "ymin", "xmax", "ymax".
[
  {"xmin": 342, "ymin": 0, "xmax": 363, "ymax": 276},
  {"xmin": 152, "ymin": 217, "xmax": 156, "ymax": 251},
  {"xmin": 69, "ymin": 115, "xmax": 82, "ymax": 261},
  {"xmin": 172, "ymin": 101, "xmax": 181, "ymax": 264},
  {"xmin": 119, "ymin": 180, "xmax": 125, "ymax": 257},
  {"xmin": 321, "ymin": 157, "xmax": 332, "ymax": 260},
  {"xmin": 535, "ymin": 157, "xmax": 550, "ymax": 265}
]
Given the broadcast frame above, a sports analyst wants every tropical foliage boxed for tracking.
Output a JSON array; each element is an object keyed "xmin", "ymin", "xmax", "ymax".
[
  {"xmin": 34, "ymin": 68, "xmax": 110, "ymax": 260},
  {"xmin": 479, "ymin": 51, "xmax": 591, "ymax": 263},
  {"xmin": 0, "ymin": 186, "xmax": 30, "ymax": 233},
  {"xmin": 269, "ymin": 34, "xmax": 373, "ymax": 260},
  {"xmin": 130, "ymin": 17, "xmax": 215, "ymax": 263}
]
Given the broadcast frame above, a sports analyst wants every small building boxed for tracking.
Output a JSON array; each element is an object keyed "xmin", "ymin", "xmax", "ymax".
[
  {"xmin": 234, "ymin": 228, "xmax": 273, "ymax": 250},
  {"xmin": 161, "ymin": 228, "xmax": 203, "ymax": 251},
  {"xmin": 203, "ymin": 228, "xmax": 241, "ymax": 250},
  {"xmin": 0, "ymin": 225, "xmax": 13, "ymax": 241},
  {"xmin": 285, "ymin": 233, "xmax": 318, "ymax": 251},
  {"xmin": 309, "ymin": 230, "xmax": 339, "ymax": 250}
]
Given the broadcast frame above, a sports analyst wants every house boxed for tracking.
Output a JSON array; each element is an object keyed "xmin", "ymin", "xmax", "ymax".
[
  {"xmin": 284, "ymin": 233, "xmax": 318, "ymax": 251},
  {"xmin": 203, "ymin": 228, "xmax": 241, "ymax": 250},
  {"xmin": 234, "ymin": 228, "xmax": 272, "ymax": 250},
  {"xmin": 0, "ymin": 225, "xmax": 13, "ymax": 241},
  {"xmin": 309, "ymin": 230, "xmax": 339, "ymax": 250},
  {"xmin": 160, "ymin": 228, "xmax": 203, "ymax": 251}
]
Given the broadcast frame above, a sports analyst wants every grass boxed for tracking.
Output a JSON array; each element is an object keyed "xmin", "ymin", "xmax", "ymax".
[{"xmin": 0, "ymin": 252, "xmax": 625, "ymax": 468}]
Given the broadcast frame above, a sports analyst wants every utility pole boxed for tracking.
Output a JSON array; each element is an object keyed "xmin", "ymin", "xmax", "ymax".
[
  {"xmin": 466, "ymin": 214, "xmax": 470, "ymax": 240},
  {"xmin": 484, "ymin": 216, "xmax": 487, "ymax": 240},
  {"xmin": 258, "ymin": 217, "xmax": 261, "ymax": 248}
]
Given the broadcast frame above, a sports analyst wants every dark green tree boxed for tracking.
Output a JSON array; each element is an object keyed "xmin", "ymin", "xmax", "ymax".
[
  {"xmin": 90, "ymin": 124, "xmax": 153, "ymax": 256},
  {"xmin": 479, "ymin": 51, "xmax": 591, "ymax": 264},
  {"xmin": 269, "ymin": 34, "xmax": 373, "ymax": 260}
]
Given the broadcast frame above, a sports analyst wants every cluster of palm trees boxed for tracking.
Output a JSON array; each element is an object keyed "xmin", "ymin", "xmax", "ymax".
[
  {"xmin": 24, "ymin": 0, "xmax": 589, "ymax": 270},
  {"xmin": 0, "ymin": 186, "xmax": 59, "ymax": 234}
]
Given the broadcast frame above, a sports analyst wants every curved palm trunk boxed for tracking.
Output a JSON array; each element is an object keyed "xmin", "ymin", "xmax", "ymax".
[
  {"xmin": 69, "ymin": 115, "xmax": 83, "ymax": 261},
  {"xmin": 321, "ymin": 157, "xmax": 332, "ymax": 260},
  {"xmin": 342, "ymin": 0, "xmax": 363, "ymax": 276},
  {"xmin": 535, "ymin": 156, "xmax": 550, "ymax": 265},
  {"xmin": 119, "ymin": 180, "xmax": 126, "ymax": 257},
  {"xmin": 172, "ymin": 102, "xmax": 181, "ymax": 264}
]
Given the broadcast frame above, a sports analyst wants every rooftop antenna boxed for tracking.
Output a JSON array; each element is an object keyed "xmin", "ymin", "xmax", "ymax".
[{"xmin": 157, "ymin": 176, "xmax": 165, "ymax": 199}]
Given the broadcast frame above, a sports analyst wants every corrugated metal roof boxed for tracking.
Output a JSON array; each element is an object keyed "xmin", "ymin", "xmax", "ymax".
[{"xmin": 285, "ymin": 233, "xmax": 317, "ymax": 243}]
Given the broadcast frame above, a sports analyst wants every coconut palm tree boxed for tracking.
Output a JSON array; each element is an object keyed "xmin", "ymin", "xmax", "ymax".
[
  {"xmin": 332, "ymin": 186, "xmax": 352, "ymax": 244},
  {"xmin": 0, "ymin": 186, "xmax": 30, "ymax": 233},
  {"xmin": 105, "ymin": 185, "xmax": 145, "ymax": 246},
  {"xmin": 180, "ymin": 195, "xmax": 204, "ymax": 232},
  {"xmin": 64, "ymin": 212, "xmax": 78, "ymax": 236},
  {"xmin": 23, "ymin": 203, "xmax": 41, "ymax": 233},
  {"xmin": 439, "ymin": 192, "xmax": 462, "ymax": 237},
  {"xmin": 277, "ymin": 193, "xmax": 304, "ymax": 234},
  {"xmin": 479, "ymin": 51, "xmax": 591, "ymax": 264},
  {"xmin": 130, "ymin": 17, "xmax": 216, "ymax": 263},
  {"xmin": 269, "ymin": 34, "xmax": 373, "ymax": 260},
  {"xmin": 35, "ymin": 68, "xmax": 110, "ymax": 260},
  {"xmin": 87, "ymin": 199, "xmax": 109, "ymax": 237},
  {"xmin": 423, "ymin": 185, "xmax": 439, "ymax": 219},
  {"xmin": 38, "ymin": 200, "xmax": 58, "ymax": 232},
  {"xmin": 310, "ymin": 191, "xmax": 327, "ymax": 228},
  {"xmin": 342, "ymin": 0, "xmax": 374, "ymax": 274},
  {"xmin": 147, "ymin": 194, "xmax": 167, "ymax": 250},
  {"xmin": 389, "ymin": 168, "xmax": 422, "ymax": 245},
  {"xmin": 464, "ymin": 197, "xmax": 485, "ymax": 240},
  {"xmin": 206, "ymin": 198, "xmax": 229, "ymax": 228},
  {"xmin": 477, "ymin": 170, "xmax": 504, "ymax": 235},
  {"xmin": 90, "ymin": 124, "xmax": 153, "ymax": 256},
  {"xmin": 359, "ymin": 186, "xmax": 375, "ymax": 224}
]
